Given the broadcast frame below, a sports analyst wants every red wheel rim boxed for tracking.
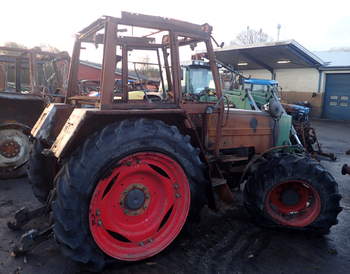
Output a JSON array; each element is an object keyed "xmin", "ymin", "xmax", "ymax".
[
  {"xmin": 265, "ymin": 180, "xmax": 321, "ymax": 227},
  {"xmin": 89, "ymin": 152, "xmax": 190, "ymax": 261}
]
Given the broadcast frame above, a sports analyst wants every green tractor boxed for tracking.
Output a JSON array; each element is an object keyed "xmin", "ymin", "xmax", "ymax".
[{"xmin": 182, "ymin": 61, "xmax": 295, "ymax": 147}]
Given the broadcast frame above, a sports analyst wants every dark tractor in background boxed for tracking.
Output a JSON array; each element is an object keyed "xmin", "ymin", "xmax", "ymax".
[{"xmin": 0, "ymin": 48, "xmax": 69, "ymax": 179}]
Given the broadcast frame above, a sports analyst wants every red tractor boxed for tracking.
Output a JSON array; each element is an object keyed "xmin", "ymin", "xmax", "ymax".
[{"xmin": 16, "ymin": 12, "xmax": 341, "ymax": 271}]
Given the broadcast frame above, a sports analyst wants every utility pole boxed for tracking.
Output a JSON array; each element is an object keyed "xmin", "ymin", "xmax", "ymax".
[{"xmin": 277, "ymin": 24, "xmax": 281, "ymax": 41}]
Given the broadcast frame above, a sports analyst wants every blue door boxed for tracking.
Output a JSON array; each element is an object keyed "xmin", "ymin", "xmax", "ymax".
[{"xmin": 323, "ymin": 73, "xmax": 350, "ymax": 120}]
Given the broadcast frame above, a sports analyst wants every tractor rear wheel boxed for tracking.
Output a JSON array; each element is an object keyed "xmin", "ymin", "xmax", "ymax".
[
  {"xmin": 52, "ymin": 119, "xmax": 207, "ymax": 271},
  {"xmin": 0, "ymin": 127, "xmax": 31, "ymax": 179},
  {"xmin": 27, "ymin": 139, "xmax": 56, "ymax": 203},
  {"xmin": 243, "ymin": 152, "xmax": 342, "ymax": 234}
]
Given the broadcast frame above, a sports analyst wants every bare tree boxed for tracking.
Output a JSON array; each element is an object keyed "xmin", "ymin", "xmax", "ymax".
[
  {"xmin": 36, "ymin": 44, "xmax": 61, "ymax": 53},
  {"xmin": 0, "ymin": 41, "xmax": 27, "ymax": 55},
  {"xmin": 231, "ymin": 26, "xmax": 273, "ymax": 46}
]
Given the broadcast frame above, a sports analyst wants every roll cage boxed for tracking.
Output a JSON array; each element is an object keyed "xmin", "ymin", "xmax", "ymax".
[{"xmin": 65, "ymin": 12, "xmax": 223, "ymax": 112}]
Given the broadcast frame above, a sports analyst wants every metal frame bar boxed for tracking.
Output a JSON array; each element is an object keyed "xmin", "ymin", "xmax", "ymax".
[
  {"xmin": 66, "ymin": 40, "xmax": 81, "ymax": 99},
  {"xmin": 100, "ymin": 19, "xmax": 117, "ymax": 107}
]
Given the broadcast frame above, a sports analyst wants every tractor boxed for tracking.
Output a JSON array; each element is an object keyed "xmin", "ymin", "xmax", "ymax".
[
  {"xmin": 16, "ymin": 12, "xmax": 341, "ymax": 271},
  {"xmin": 226, "ymin": 76, "xmax": 336, "ymax": 161},
  {"xmin": 182, "ymin": 61, "xmax": 335, "ymax": 160},
  {"xmin": 0, "ymin": 47, "xmax": 69, "ymax": 178}
]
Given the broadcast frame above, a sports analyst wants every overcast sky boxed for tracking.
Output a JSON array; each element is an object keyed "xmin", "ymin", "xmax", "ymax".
[{"xmin": 1, "ymin": 0, "xmax": 349, "ymax": 54}]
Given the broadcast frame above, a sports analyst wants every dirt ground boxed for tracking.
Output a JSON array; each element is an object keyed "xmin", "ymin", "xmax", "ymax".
[{"xmin": 0, "ymin": 119, "xmax": 349, "ymax": 274}]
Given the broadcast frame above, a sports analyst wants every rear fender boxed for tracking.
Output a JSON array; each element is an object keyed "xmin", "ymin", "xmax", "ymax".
[
  {"xmin": 50, "ymin": 109, "xmax": 189, "ymax": 159},
  {"xmin": 31, "ymin": 103, "xmax": 75, "ymax": 144}
]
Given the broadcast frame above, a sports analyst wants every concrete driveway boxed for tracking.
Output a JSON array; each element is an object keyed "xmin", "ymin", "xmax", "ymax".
[{"xmin": 0, "ymin": 119, "xmax": 349, "ymax": 274}]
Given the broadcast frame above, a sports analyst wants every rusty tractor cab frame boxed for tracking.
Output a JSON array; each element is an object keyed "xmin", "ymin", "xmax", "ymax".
[
  {"xmin": 0, "ymin": 47, "xmax": 69, "ymax": 96},
  {"xmin": 22, "ymin": 12, "xmax": 341, "ymax": 270},
  {"xmin": 0, "ymin": 47, "xmax": 69, "ymax": 179},
  {"xmin": 33, "ymin": 12, "xmax": 227, "ymax": 162}
]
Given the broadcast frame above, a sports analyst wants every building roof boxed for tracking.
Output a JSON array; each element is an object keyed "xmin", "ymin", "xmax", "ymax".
[
  {"xmin": 215, "ymin": 40, "xmax": 324, "ymax": 72},
  {"xmin": 314, "ymin": 50, "xmax": 350, "ymax": 70},
  {"xmin": 79, "ymin": 60, "xmax": 148, "ymax": 80}
]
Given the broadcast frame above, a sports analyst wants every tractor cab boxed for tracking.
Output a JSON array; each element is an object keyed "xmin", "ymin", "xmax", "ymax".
[{"xmin": 181, "ymin": 60, "xmax": 215, "ymax": 96}]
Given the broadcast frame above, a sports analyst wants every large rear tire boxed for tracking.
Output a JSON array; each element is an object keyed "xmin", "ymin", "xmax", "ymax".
[
  {"xmin": 52, "ymin": 119, "xmax": 207, "ymax": 271},
  {"xmin": 243, "ymin": 152, "xmax": 342, "ymax": 234},
  {"xmin": 27, "ymin": 139, "xmax": 56, "ymax": 203}
]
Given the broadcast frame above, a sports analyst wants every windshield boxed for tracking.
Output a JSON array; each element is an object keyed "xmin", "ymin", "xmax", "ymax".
[{"xmin": 188, "ymin": 68, "xmax": 213, "ymax": 94}]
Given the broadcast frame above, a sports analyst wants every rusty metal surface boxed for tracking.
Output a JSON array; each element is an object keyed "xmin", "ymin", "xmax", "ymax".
[
  {"xmin": 100, "ymin": 19, "xmax": 118, "ymax": 105},
  {"xmin": 50, "ymin": 107, "xmax": 187, "ymax": 158},
  {"xmin": 207, "ymin": 110, "xmax": 273, "ymax": 153},
  {"xmin": 31, "ymin": 103, "xmax": 75, "ymax": 144},
  {"xmin": 51, "ymin": 109, "xmax": 90, "ymax": 157}
]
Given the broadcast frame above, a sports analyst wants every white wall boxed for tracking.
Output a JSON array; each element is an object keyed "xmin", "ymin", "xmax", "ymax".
[
  {"xmin": 241, "ymin": 69, "xmax": 272, "ymax": 80},
  {"xmin": 241, "ymin": 68, "xmax": 320, "ymax": 93},
  {"xmin": 275, "ymin": 68, "xmax": 319, "ymax": 92}
]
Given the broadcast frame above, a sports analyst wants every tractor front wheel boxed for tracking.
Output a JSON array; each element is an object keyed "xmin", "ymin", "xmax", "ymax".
[
  {"xmin": 52, "ymin": 119, "xmax": 206, "ymax": 270},
  {"xmin": 243, "ymin": 152, "xmax": 342, "ymax": 234}
]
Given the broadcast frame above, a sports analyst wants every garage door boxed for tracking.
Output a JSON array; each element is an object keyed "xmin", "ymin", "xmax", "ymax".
[{"xmin": 323, "ymin": 73, "xmax": 350, "ymax": 120}]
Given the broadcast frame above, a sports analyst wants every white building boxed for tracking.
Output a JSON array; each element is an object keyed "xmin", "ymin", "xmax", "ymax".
[{"xmin": 215, "ymin": 41, "xmax": 350, "ymax": 120}]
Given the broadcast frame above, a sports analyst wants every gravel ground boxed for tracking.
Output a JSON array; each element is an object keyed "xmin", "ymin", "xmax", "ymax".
[{"xmin": 0, "ymin": 119, "xmax": 349, "ymax": 274}]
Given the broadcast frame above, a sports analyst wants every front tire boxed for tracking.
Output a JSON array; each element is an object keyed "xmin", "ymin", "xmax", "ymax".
[
  {"xmin": 52, "ymin": 119, "xmax": 207, "ymax": 271},
  {"xmin": 243, "ymin": 152, "xmax": 342, "ymax": 234}
]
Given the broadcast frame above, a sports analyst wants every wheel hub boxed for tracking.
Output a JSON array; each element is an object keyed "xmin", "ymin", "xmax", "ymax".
[
  {"xmin": 281, "ymin": 189, "xmax": 300, "ymax": 206},
  {"xmin": 124, "ymin": 188, "xmax": 145, "ymax": 210},
  {"xmin": 0, "ymin": 140, "xmax": 21, "ymax": 158}
]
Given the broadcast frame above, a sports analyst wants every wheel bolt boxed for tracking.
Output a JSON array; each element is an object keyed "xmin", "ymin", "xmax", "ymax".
[
  {"xmin": 173, "ymin": 184, "xmax": 179, "ymax": 189},
  {"xmin": 139, "ymin": 241, "xmax": 144, "ymax": 246},
  {"xmin": 176, "ymin": 193, "xmax": 181, "ymax": 198},
  {"xmin": 96, "ymin": 210, "xmax": 100, "ymax": 216},
  {"xmin": 97, "ymin": 220, "xmax": 102, "ymax": 226}
]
